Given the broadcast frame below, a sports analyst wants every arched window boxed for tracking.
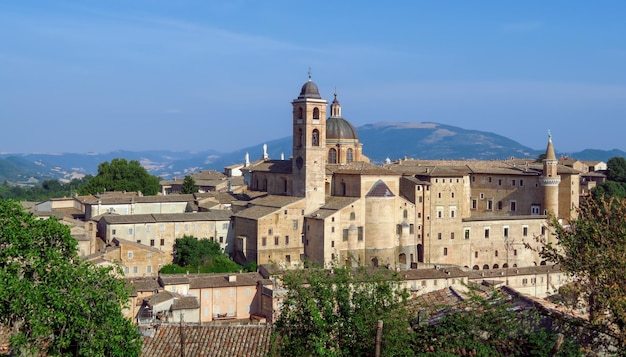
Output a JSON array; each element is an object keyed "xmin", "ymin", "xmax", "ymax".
[
  {"xmin": 371, "ymin": 257, "xmax": 379, "ymax": 267},
  {"xmin": 297, "ymin": 129, "xmax": 303, "ymax": 147},
  {"xmin": 472, "ymin": 265, "xmax": 480, "ymax": 270},
  {"xmin": 312, "ymin": 129, "xmax": 319, "ymax": 146},
  {"xmin": 502, "ymin": 263, "xmax": 509, "ymax": 268},
  {"xmin": 313, "ymin": 107, "xmax": 320, "ymax": 120},
  {"xmin": 399, "ymin": 253, "xmax": 406, "ymax": 264},
  {"xmin": 493, "ymin": 264, "xmax": 499, "ymax": 269},
  {"xmin": 483, "ymin": 264, "xmax": 490, "ymax": 270},
  {"xmin": 328, "ymin": 148, "xmax": 337, "ymax": 163},
  {"xmin": 349, "ymin": 212, "xmax": 356, "ymax": 220},
  {"xmin": 298, "ymin": 107, "xmax": 303, "ymax": 120},
  {"xmin": 403, "ymin": 209, "xmax": 408, "ymax": 219},
  {"xmin": 346, "ymin": 148, "xmax": 354, "ymax": 163}
]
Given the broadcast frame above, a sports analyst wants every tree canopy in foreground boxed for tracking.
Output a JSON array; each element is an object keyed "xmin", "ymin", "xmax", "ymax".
[
  {"xmin": 541, "ymin": 196, "xmax": 626, "ymax": 352},
  {"xmin": 0, "ymin": 199, "xmax": 142, "ymax": 356}
]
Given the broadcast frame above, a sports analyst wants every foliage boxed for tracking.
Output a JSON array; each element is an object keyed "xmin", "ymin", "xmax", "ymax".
[
  {"xmin": 181, "ymin": 175, "xmax": 198, "ymax": 194},
  {"xmin": 79, "ymin": 158, "xmax": 160, "ymax": 195},
  {"xmin": 540, "ymin": 195, "xmax": 626, "ymax": 351},
  {"xmin": 166, "ymin": 235, "xmax": 246, "ymax": 274},
  {"xmin": 412, "ymin": 288, "xmax": 582, "ymax": 356},
  {"xmin": 0, "ymin": 199, "xmax": 142, "ymax": 356},
  {"xmin": 271, "ymin": 264, "xmax": 413, "ymax": 357},
  {"xmin": 0, "ymin": 176, "xmax": 92, "ymax": 201},
  {"xmin": 606, "ymin": 156, "xmax": 626, "ymax": 183}
]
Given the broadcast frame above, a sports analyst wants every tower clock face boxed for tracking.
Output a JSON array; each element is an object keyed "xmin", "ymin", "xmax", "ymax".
[{"xmin": 296, "ymin": 156, "xmax": 304, "ymax": 170}]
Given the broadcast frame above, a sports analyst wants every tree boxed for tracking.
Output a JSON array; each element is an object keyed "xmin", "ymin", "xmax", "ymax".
[
  {"xmin": 606, "ymin": 156, "xmax": 626, "ymax": 183},
  {"xmin": 412, "ymin": 288, "xmax": 582, "ymax": 356},
  {"xmin": 540, "ymin": 196, "xmax": 626, "ymax": 351},
  {"xmin": 271, "ymin": 265, "xmax": 413, "ymax": 357},
  {"xmin": 0, "ymin": 199, "xmax": 142, "ymax": 356},
  {"xmin": 181, "ymin": 175, "xmax": 198, "ymax": 194},
  {"xmin": 79, "ymin": 158, "xmax": 160, "ymax": 195},
  {"xmin": 160, "ymin": 235, "xmax": 247, "ymax": 274}
]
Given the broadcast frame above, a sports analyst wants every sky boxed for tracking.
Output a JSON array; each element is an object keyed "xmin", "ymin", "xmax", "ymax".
[{"xmin": 2, "ymin": 1, "xmax": 626, "ymax": 155}]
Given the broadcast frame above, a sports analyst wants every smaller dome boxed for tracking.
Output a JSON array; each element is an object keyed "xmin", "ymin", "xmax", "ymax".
[
  {"xmin": 326, "ymin": 117, "xmax": 359, "ymax": 141},
  {"xmin": 298, "ymin": 80, "xmax": 321, "ymax": 99}
]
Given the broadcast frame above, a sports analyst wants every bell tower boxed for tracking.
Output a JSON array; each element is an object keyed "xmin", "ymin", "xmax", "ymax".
[
  {"xmin": 540, "ymin": 131, "xmax": 561, "ymax": 218},
  {"xmin": 292, "ymin": 72, "xmax": 327, "ymax": 214}
]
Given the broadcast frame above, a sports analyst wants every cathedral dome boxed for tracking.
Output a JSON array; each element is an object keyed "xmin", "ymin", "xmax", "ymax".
[
  {"xmin": 326, "ymin": 116, "xmax": 359, "ymax": 140},
  {"xmin": 298, "ymin": 80, "xmax": 321, "ymax": 99}
]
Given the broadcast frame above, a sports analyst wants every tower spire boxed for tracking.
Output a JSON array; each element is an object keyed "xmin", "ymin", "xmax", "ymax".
[{"xmin": 308, "ymin": 67, "xmax": 312, "ymax": 81}]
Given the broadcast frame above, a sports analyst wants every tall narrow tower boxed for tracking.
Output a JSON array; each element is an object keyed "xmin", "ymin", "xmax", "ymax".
[
  {"xmin": 540, "ymin": 131, "xmax": 561, "ymax": 218},
  {"xmin": 292, "ymin": 73, "xmax": 327, "ymax": 214}
]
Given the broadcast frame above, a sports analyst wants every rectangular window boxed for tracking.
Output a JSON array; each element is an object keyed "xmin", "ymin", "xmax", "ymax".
[
  {"xmin": 285, "ymin": 255, "xmax": 291, "ymax": 263},
  {"xmin": 133, "ymin": 266, "xmax": 138, "ymax": 274},
  {"xmin": 498, "ymin": 179, "xmax": 502, "ymax": 186},
  {"xmin": 475, "ymin": 251, "xmax": 478, "ymax": 258},
  {"xmin": 222, "ymin": 223, "xmax": 228, "ymax": 230},
  {"xmin": 479, "ymin": 193, "xmax": 484, "ymax": 200},
  {"xmin": 331, "ymin": 241, "xmax": 334, "ymax": 248},
  {"xmin": 418, "ymin": 196, "xmax": 423, "ymax": 203},
  {"xmin": 450, "ymin": 232, "xmax": 455, "ymax": 239},
  {"xmin": 160, "ymin": 239, "xmax": 165, "ymax": 246},
  {"xmin": 175, "ymin": 224, "xmax": 180, "ymax": 232},
  {"xmin": 146, "ymin": 225, "xmax": 151, "ymax": 232},
  {"xmin": 160, "ymin": 224, "xmax": 165, "ymax": 232},
  {"xmin": 451, "ymin": 192, "xmax": 455, "ymax": 198},
  {"xmin": 497, "ymin": 201, "xmax": 503, "ymax": 210},
  {"xmin": 520, "ymin": 179, "xmax": 524, "ymax": 186},
  {"xmin": 262, "ymin": 237, "xmax": 267, "ymax": 246},
  {"xmin": 343, "ymin": 229, "xmax": 349, "ymax": 241},
  {"xmin": 293, "ymin": 220, "xmax": 298, "ymax": 230},
  {"xmin": 510, "ymin": 201, "xmax": 517, "ymax": 212},
  {"xmin": 112, "ymin": 229, "xmax": 116, "ymax": 235},
  {"xmin": 471, "ymin": 199, "xmax": 477, "ymax": 209},
  {"xmin": 274, "ymin": 236, "xmax": 279, "ymax": 245},
  {"xmin": 464, "ymin": 229, "xmax": 470, "ymax": 239},
  {"xmin": 512, "ymin": 179, "xmax": 516, "ymax": 186},
  {"xmin": 136, "ymin": 240, "xmax": 141, "ymax": 244},
  {"xmin": 443, "ymin": 247, "xmax": 448, "ymax": 256},
  {"xmin": 523, "ymin": 226, "xmax": 528, "ymax": 237},
  {"xmin": 487, "ymin": 200, "xmax": 493, "ymax": 210},
  {"xmin": 219, "ymin": 236, "xmax": 224, "ymax": 243},
  {"xmin": 150, "ymin": 239, "xmax": 155, "ymax": 247},
  {"xmin": 285, "ymin": 236, "xmax": 289, "ymax": 245},
  {"xmin": 409, "ymin": 224, "xmax": 414, "ymax": 234},
  {"xmin": 185, "ymin": 224, "xmax": 189, "ymax": 232},
  {"xmin": 503, "ymin": 227, "xmax": 509, "ymax": 238},
  {"xmin": 484, "ymin": 228, "xmax": 490, "ymax": 238},
  {"xmin": 268, "ymin": 229, "xmax": 273, "ymax": 235},
  {"xmin": 437, "ymin": 232, "xmax": 442, "ymax": 240},
  {"xmin": 358, "ymin": 227, "xmax": 364, "ymax": 241},
  {"xmin": 127, "ymin": 228, "xmax": 133, "ymax": 235},
  {"xmin": 127, "ymin": 251, "xmax": 133, "ymax": 259},
  {"xmin": 147, "ymin": 266, "xmax": 152, "ymax": 273}
]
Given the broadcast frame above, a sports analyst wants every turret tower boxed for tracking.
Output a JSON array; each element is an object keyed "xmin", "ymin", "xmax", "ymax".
[{"xmin": 540, "ymin": 131, "xmax": 561, "ymax": 217}]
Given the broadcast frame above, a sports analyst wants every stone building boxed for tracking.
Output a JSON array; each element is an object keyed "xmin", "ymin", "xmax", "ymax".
[{"xmin": 232, "ymin": 75, "xmax": 581, "ymax": 272}]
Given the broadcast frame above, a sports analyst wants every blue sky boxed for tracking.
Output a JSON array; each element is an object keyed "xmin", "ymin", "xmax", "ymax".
[{"xmin": 2, "ymin": 1, "xmax": 626, "ymax": 155}]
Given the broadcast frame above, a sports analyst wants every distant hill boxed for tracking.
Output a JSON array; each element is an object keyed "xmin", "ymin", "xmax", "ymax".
[{"xmin": 1, "ymin": 122, "xmax": 624, "ymax": 186}]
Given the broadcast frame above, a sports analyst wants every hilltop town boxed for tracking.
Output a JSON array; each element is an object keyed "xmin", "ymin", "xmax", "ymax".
[{"xmin": 23, "ymin": 76, "xmax": 611, "ymax": 354}]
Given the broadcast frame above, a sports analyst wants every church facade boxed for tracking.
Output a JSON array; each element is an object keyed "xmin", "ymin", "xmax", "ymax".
[{"xmin": 232, "ymin": 76, "xmax": 580, "ymax": 271}]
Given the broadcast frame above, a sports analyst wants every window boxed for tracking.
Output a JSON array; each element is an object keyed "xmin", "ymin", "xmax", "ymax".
[
  {"xmin": 512, "ymin": 179, "xmax": 516, "ymax": 186},
  {"xmin": 112, "ymin": 229, "xmax": 117, "ymax": 235},
  {"xmin": 541, "ymin": 226, "xmax": 546, "ymax": 235},
  {"xmin": 418, "ymin": 196, "xmax": 423, "ymax": 203},
  {"xmin": 514, "ymin": 249, "xmax": 518, "ymax": 256},
  {"xmin": 497, "ymin": 201, "xmax": 503, "ymax": 210},
  {"xmin": 137, "ymin": 240, "xmax": 141, "ymax": 244},
  {"xmin": 484, "ymin": 228, "xmax": 490, "ymax": 238},
  {"xmin": 488, "ymin": 177, "xmax": 492, "ymax": 183},
  {"xmin": 219, "ymin": 236, "xmax": 224, "ymax": 243},
  {"xmin": 331, "ymin": 227, "xmax": 335, "ymax": 233},
  {"xmin": 350, "ymin": 212, "xmax": 356, "ymax": 220},
  {"xmin": 328, "ymin": 148, "xmax": 337, "ymax": 164},
  {"xmin": 185, "ymin": 224, "xmax": 189, "ymax": 232},
  {"xmin": 127, "ymin": 251, "xmax": 133, "ymax": 259},
  {"xmin": 331, "ymin": 241, "xmax": 335, "ymax": 248},
  {"xmin": 262, "ymin": 237, "xmax": 267, "ymax": 246},
  {"xmin": 358, "ymin": 227, "xmax": 364, "ymax": 241},
  {"xmin": 150, "ymin": 239, "xmax": 155, "ymax": 247},
  {"xmin": 443, "ymin": 247, "xmax": 448, "ymax": 256},
  {"xmin": 438, "ymin": 192, "xmax": 442, "ymax": 199},
  {"xmin": 464, "ymin": 229, "xmax": 470, "ymax": 239},
  {"xmin": 495, "ymin": 250, "xmax": 499, "ymax": 257},
  {"xmin": 268, "ymin": 228, "xmax": 273, "ymax": 235},
  {"xmin": 479, "ymin": 193, "xmax": 484, "ymax": 199},
  {"xmin": 274, "ymin": 236, "xmax": 279, "ymax": 245},
  {"xmin": 292, "ymin": 220, "xmax": 298, "ymax": 229},
  {"xmin": 450, "ymin": 232, "xmax": 455, "ymax": 240},
  {"xmin": 133, "ymin": 266, "xmax": 138, "ymax": 274},
  {"xmin": 346, "ymin": 149, "xmax": 353, "ymax": 163},
  {"xmin": 160, "ymin": 225, "xmax": 165, "ymax": 232},
  {"xmin": 451, "ymin": 192, "xmax": 455, "ymax": 198},
  {"xmin": 128, "ymin": 228, "xmax": 133, "ymax": 235},
  {"xmin": 343, "ymin": 229, "xmax": 349, "ymax": 241},
  {"xmin": 498, "ymin": 179, "xmax": 502, "ymax": 186},
  {"xmin": 531, "ymin": 205, "xmax": 541, "ymax": 215},
  {"xmin": 520, "ymin": 179, "xmax": 524, "ymax": 186},
  {"xmin": 147, "ymin": 253, "xmax": 152, "ymax": 258},
  {"xmin": 450, "ymin": 208, "xmax": 456, "ymax": 218},
  {"xmin": 147, "ymin": 266, "xmax": 152, "ymax": 273},
  {"xmin": 160, "ymin": 239, "xmax": 165, "ymax": 246},
  {"xmin": 471, "ymin": 199, "xmax": 477, "ymax": 209},
  {"xmin": 474, "ymin": 251, "xmax": 478, "ymax": 258},
  {"xmin": 510, "ymin": 201, "xmax": 517, "ymax": 212},
  {"xmin": 503, "ymin": 227, "xmax": 509, "ymax": 238},
  {"xmin": 222, "ymin": 223, "xmax": 229, "ymax": 229},
  {"xmin": 312, "ymin": 129, "xmax": 320, "ymax": 146},
  {"xmin": 523, "ymin": 226, "xmax": 528, "ymax": 237},
  {"xmin": 229, "ymin": 289, "xmax": 235, "ymax": 297},
  {"xmin": 124, "ymin": 267, "xmax": 129, "ymax": 274},
  {"xmin": 522, "ymin": 278, "xmax": 528, "ymax": 285},
  {"xmin": 285, "ymin": 236, "xmax": 289, "ymax": 245},
  {"xmin": 285, "ymin": 255, "xmax": 291, "ymax": 263},
  {"xmin": 146, "ymin": 225, "xmax": 151, "ymax": 232},
  {"xmin": 487, "ymin": 200, "xmax": 493, "ymax": 210},
  {"xmin": 175, "ymin": 224, "xmax": 180, "ymax": 232},
  {"xmin": 403, "ymin": 209, "xmax": 408, "ymax": 219},
  {"xmin": 438, "ymin": 211, "xmax": 442, "ymax": 218},
  {"xmin": 313, "ymin": 107, "xmax": 320, "ymax": 120},
  {"xmin": 437, "ymin": 232, "xmax": 442, "ymax": 240}
]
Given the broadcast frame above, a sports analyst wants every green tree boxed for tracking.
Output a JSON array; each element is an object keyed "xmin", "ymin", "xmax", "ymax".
[
  {"xmin": 412, "ymin": 288, "xmax": 582, "ymax": 356},
  {"xmin": 160, "ymin": 235, "xmax": 245, "ymax": 274},
  {"xmin": 606, "ymin": 156, "xmax": 626, "ymax": 183},
  {"xmin": 79, "ymin": 158, "xmax": 160, "ymax": 195},
  {"xmin": 271, "ymin": 265, "xmax": 412, "ymax": 357},
  {"xmin": 0, "ymin": 199, "xmax": 142, "ymax": 356},
  {"xmin": 181, "ymin": 175, "xmax": 198, "ymax": 194},
  {"xmin": 540, "ymin": 196, "xmax": 626, "ymax": 351}
]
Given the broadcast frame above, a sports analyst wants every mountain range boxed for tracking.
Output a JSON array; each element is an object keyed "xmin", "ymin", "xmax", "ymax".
[{"xmin": 1, "ymin": 122, "xmax": 623, "ymax": 186}]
